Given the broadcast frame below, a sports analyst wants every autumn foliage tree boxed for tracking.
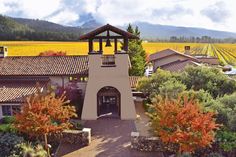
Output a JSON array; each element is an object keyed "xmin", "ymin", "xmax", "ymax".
[
  {"xmin": 39, "ymin": 50, "xmax": 66, "ymax": 56},
  {"xmin": 150, "ymin": 96, "xmax": 219, "ymax": 154},
  {"xmin": 14, "ymin": 88, "xmax": 77, "ymax": 153}
]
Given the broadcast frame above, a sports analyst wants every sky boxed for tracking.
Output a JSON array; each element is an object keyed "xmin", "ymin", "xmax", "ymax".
[{"xmin": 0, "ymin": 0, "xmax": 236, "ymax": 32}]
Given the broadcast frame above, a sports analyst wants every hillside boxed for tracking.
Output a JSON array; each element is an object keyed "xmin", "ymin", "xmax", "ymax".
[
  {"xmin": 0, "ymin": 15, "xmax": 33, "ymax": 33},
  {"xmin": 132, "ymin": 22, "xmax": 236, "ymax": 39},
  {"xmin": 13, "ymin": 17, "xmax": 82, "ymax": 35},
  {"xmin": 0, "ymin": 15, "xmax": 83, "ymax": 41},
  {"xmin": 80, "ymin": 20, "xmax": 236, "ymax": 40},
  {"xmin": 1, "ymin": 15, "xmax": 236, "ymax": 41}
]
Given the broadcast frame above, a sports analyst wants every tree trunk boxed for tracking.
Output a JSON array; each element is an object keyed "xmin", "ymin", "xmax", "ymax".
[{"xmin": 44, "ymin": 134, "xmax": 50, "ymax": 157}]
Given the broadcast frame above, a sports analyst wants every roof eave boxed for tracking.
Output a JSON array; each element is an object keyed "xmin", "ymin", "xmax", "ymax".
[{"xmin": 79, "ymin": 24, "xmax": 139, "ymax": 40}]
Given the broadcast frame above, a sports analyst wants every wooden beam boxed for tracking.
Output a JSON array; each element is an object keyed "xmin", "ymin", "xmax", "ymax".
[
  {"xmin": 93, "ymin": 36, "xmax": 124, "ymax": 39},
  {"xmin": 114, "ymin": 38, "xmax": 117, "ymax": 52},
  {"xmin": 89, "ymin": 39, "xmax": 93, "ymax": 52},
  {"xmin": 99, "ymin": 38, "xmax": 103, "ymax": 52},
  {"xmin": 123, "ymin": 37, "xmax": 128, "ymax": 51}
]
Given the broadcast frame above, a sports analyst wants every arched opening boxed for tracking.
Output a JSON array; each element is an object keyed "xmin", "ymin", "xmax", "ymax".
[{"xmin": 97, "ymin": 86, "xmax": 120, "ymax": 118}]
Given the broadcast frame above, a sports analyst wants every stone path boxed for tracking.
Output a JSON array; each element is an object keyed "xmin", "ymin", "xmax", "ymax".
[{"xmin": 56, "ymin": 119, "xmax": 163, "ymax": 157}]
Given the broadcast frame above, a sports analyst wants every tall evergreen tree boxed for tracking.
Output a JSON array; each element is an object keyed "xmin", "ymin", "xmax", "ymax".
[{"xmin": 122, "ymin": 24, "xmax": 146, "ymax": 76}]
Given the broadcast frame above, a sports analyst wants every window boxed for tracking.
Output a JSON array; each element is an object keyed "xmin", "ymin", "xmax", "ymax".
[
  {"xmin": 2, "ymin": 106, "xmax": 11, "ymax": 116},
  {"xmin": 69, "ymin": 76, "xmax": 88, "ymax": 82},
  {"xmin": 2, "ymin": 105, "xmax": 21, "ymax": 116},
  {"xmin": 12, "ymin": 106, "xmax": 21, "ymax": 115},
  {"xmin": 102, "ymin": 55, "xmax": 115, "ymax": 66}
]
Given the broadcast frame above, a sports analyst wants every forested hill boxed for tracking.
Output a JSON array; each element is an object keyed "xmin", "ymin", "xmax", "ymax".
[
  {"xmin": 1, "ymin": 15, "xmax": 236, "ymax": 42},
  {"xmin": 0, "ymin": 15, "xmax": 83, "ymax": 41}
]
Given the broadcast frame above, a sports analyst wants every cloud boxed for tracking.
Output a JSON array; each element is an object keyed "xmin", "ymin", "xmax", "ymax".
[
  {"xmin": 152, "ymin": 5, "xmax": 193, "ymax": 21},
  {"xmin": 0, "ymin": 0, "xmax": 61, "ymax": 19},
  {"xmin": 46, "ymin": 9, "xmax": 79, "ymax": 26},
  {"xmin": 201, "ymin": 1, "xmax": 230, "ymax": 23},
  {"xmin": 0, "ymin": 0, "xmax": 236, "ymax": 32}
]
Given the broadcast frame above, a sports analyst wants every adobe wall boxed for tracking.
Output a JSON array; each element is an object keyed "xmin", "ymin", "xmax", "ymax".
[{"xmin": 82, "ymin": 53, "xmax": 136, "ymax": 120}]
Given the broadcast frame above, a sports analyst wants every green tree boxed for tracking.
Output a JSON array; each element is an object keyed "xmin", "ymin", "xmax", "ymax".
[
  {"xmin": 122, "ymin": 24, "xmax": 146, "ymax": 76},
  {"xmin": 180, "ymin": 66, "xmax": 236, "ymax": 98},
  {"xmin": 137, "ymin": 69, "xmax": 183, "ymax": 99}
]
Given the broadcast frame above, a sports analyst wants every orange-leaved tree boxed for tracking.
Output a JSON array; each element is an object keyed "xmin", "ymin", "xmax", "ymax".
[
  {"xmin": 14, "ymin": 88, "xmax": 77, "ymax": 153},
  {"xmin": 39, "ymin": 50, "xmax": 66, "ymax": 56},
  {"xmin": 150, "ymin": 96, "xmax": 219, "ymax": 154}
]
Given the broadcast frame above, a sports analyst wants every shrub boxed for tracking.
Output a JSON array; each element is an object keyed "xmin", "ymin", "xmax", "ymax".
[
  {"xmin": 138, "ymin": 66, "xmax": 236, "ymax": 99},
  {"xmin": 0, "ymin": 133, "xmax": 24, "ymax": 157},
  {"xmin": 228, "ymin": 115, "xmax": 236, "ymax": 131},
  {"xmin": 0, "ymin": 124, "xmax": 16, "ymax": 133},
  {"xmin": 11, "ymin": 143, "xmax": 47, "ymax": 157},
  {"xmin": 181, "ymin": 66, "xmax": 236, "ymax": 98},
  {"xmin": 150, "ymin": 96, "xmax": 219, "ymax": 154},
  {"xmin": 217, "ymin": 92, "xmax": 236, "ymax": 129},
  {"xmin": 14, "ymin": 89, "xmax": 77, "ymax": 152},
  {"xmin": 180, "ymin": 153, "xmax": 192, "ymax": 157},
  {"xmin": 216, "ymin": 130, "xmax": 236, "ymax": 152},
  {"xmin": 159, "ymin": 79, "xmax": 186, "ymax": 100},
  {"xmin": 206, "ymin": 153, "xmax": 223, "ymax": 157},
  {"xmin": 137, "ymin": 69, "xmax": 183, "ymax": 99},
  {"xmin": 2, "ymin": 116, "xmax": 15, "ymax": 124},
  {"xmin": 71, "ymin": 121, "xmax": 83, "ymax": 130}
]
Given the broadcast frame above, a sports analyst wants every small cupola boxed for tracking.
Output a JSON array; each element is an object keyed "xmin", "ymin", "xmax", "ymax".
[
  {"xmin": 79, "ymin": 24, "xmax": 139, "ymax": 54},
  {"xmin": 0, "ymin": 46, "xmax": 8, "ymax": 58}
]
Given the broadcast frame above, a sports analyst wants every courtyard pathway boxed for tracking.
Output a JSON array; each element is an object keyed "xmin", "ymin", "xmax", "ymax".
[{"xmin": 56, "ymin": 119, "xmax": 163, "ymax": 157}]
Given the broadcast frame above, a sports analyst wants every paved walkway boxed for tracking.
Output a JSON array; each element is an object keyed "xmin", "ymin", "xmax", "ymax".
[
  {"xmin": 134, "ymin": 101, "xmax": 153, "ymax": 136},
  {"xmin": 56, "ymin": 119, "xmax": 163, "ymax": 157}
]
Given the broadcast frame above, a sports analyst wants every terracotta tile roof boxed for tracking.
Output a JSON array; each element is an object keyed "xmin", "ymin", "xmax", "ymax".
[
  {"xmin": 0, "ymin": 56, "xmax": 88, "ymax": 76},
  {"xmin": 0, "ymin": 78, "xmax": 49, "ymax": 103},
  {"xmin": 195, "ymin": 57, "xmax": 220, "ymax": 65},
  {"xmin": 129, "ymin": 76, "xmax": 142, "ymax": 88},
  {"xmin": 149, "ymin": 49, "xmax": 198, "ymax": 62},
  {"xmin": 160, "ymin": 59, "xmax": 200, "ymax": 72}
]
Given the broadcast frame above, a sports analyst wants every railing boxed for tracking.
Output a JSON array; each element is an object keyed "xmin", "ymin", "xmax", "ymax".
[{"xmin": 101, "ymin": 55, "xmax": 115, "ymax": 67}]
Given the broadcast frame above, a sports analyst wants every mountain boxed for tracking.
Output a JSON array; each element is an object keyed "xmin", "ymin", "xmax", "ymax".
[
  {"xmin": 81, "ymin": 20, "xmax": 103, "ymax": 29},
  {"xmin": 0, "ymin": 15, "xmax": 84, "ymax": 41},
  {"xmin": 0, "ymin": 15, "xmax": 33, "ymax": 33},
  {"xmin": 1, "ymin": 14, "xmax": 236, "ymax": 41},
  {"xmin": 131, "ymin": 22, "xmax": 236, "ymax": 39},
  {"xmin": 13, "ymin": 17, "xmax": 82, "ymax": 35}
]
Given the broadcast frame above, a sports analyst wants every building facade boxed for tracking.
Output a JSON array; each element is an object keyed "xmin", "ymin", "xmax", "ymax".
[{"xmin": 0, "ymin": 24, "xmax": 140, "ymax": 120}]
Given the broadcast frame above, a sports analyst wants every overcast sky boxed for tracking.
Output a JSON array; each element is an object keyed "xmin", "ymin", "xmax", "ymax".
[{"xmin": 0, "ymin": 0, "xmax": 235, "ymax": 32}]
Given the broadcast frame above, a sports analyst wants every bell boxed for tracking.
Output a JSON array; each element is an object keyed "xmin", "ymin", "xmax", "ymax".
[
  {"xmin": 105, "ymin": 30, "xmax": 112, "ymax": 47},
  {"xmin": 105, "ymin": 39, "xmax": 112, "ymax": 47}
]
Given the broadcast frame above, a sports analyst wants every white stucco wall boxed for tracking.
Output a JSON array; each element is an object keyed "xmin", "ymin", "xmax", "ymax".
[
  {"xmin": 0, "ymin": 106, "xmax": 2, "ymax": 119},
  {"xmin": 82, "ymin": 53, "xmax": 136, "ymax": 120}
]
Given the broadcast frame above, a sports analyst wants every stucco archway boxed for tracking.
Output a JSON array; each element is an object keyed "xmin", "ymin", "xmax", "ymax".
[{"xmin": 97, "ymin": 86, "xmax": 121, "ymax": 118}]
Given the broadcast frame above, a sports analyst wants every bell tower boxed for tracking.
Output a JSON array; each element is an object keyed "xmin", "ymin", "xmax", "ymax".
[{"xmin": 80, "ymin": 24, "xmax": 137, "ymax": 120}]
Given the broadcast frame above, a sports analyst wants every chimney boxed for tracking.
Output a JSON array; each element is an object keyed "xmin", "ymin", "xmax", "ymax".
[
  {"xmin": 0, "ymin": 46, "xmax": 8, "ymax": 58},
  {"xmin": 184, "ymin": 46, "xmax": 191, "ymax": 55}
]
